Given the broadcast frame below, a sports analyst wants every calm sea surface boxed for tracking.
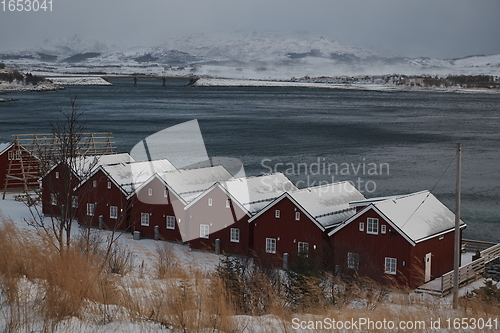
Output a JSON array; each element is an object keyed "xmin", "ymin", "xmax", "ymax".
[{"xmin": 1, "ymin": 79, "xmax": 499, "ymax": 242}]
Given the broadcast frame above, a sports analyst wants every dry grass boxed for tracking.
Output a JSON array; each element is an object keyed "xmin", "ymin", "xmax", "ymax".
[{"xmin": 1, "ymin": 217, "xmax": 500, "ymax": 332}]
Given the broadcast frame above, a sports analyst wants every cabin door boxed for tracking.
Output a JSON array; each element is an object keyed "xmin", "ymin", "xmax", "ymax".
[{"xmin": 424, "ymin": 253, "xmax": 432, "ymax": 282}]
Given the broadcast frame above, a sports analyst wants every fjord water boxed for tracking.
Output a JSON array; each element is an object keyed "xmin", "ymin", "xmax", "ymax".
[{"xmin": 1, "ymin": 79, "xmax": 499, "ymax": 242}]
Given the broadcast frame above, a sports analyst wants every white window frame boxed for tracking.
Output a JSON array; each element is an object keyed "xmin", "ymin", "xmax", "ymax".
[
  {"xmin": 208, "ymin": 198, "xmax": 213, "ymax": 206},
  {"xmin": 141, "ymin": 213, "xmax": 150, "ymax": 226},
  {"xmin": 226, "ymin": 199, "xmax": 230, "ymax": 208},
  {"xmin": 107, "ymin": 181, "xmax": 112, "ymax": 189},
  {"xmin": 348, "ymin": 252, "xmax": 359, "ymax": 270},
  {"xmin": 200, "ymin": 224, "xmax": 209, "ymax": 239},
  {"xmin": 367, "ymin": 218, "xmax": 379, "ymax": 235},
  {"xmin": 110, "ymin": 206, "xmax": 118, "ymax": 219},
  {"xmin": 166, "ymin": 215, "xmax": 175, "ymax": 230},
  {"xmin": 55, "ymin": 171, "xmax": 59, "ymax": 179},
  {"xmin": 295, "ymin": 212, "xmax": 300, "ymax": 221},
  {"xmin": 230, "ymin": 228, "xmax": 240, "ymax": 243},
  {"xmin": 385, "ymin": 257, "xmax": 397, "ymax": 275},
  {"xmin": 148, "ymin": 188, "xmax": 153, "ymax": 196},
  {"xmin": 71, "ymin": 196, "xmax": 78, "ymax": 208},
  {"xmin": 359, "ymin": 222, "xmax": 365, "ymax": 232},
  {"xmin": 164, "ymin": 189, "xmax": 169, "ymax": 198},
  {"xmin": 275, "ymin": 210, "xmax": 280, "ymax": 218},
  {"xmin": 381, "ymin": 224, "xmax": 386, "ymax": 234},
  {"xmin": 266, "ymin": 238, "xmax": 276, "ymax": 254},
  {"xmin": 50, "ymin": 193, "xmax": 57, "ymax": 206},
  {"xmin": 298, "ymin": 242, "xmax": 309, "ymax": 257},
  {"xmin": 92, "ymin": 180, "xmax": 97, "ymax": 188},
  {"xmin": 8, "ymin": 150, "xmax": 21, "ymax": 161},
  {"xmin": 87, "ymin": 203, "xmax": 95, "ymax": 216}
]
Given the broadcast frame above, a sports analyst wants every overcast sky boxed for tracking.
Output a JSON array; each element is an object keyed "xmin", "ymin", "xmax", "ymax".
[{"xmin": 1, "ymin": 0, "xmax": 499, "ymax": 58}]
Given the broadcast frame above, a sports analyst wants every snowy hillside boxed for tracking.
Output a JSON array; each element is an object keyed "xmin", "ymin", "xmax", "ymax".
[{"xmin": 2, "ymin": 32, "xmax": 500, "ymax": 79}]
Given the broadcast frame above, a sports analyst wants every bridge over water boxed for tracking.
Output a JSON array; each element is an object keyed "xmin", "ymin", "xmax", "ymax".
[{"xmin": 102, "ymin": 75, "xmax": 199, "ymax": 86}]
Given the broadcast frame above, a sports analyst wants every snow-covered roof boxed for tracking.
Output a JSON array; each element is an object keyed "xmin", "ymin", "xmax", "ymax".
[
  {"xmin": 158, "ymin": 165, "xmax": 234, "ymax": 203},
  {"xmin": 330, "ymin": 190, "xmax": 467, "ymax": 244},
  {"xmin": 289, "ymin": 181, "xmax": 366, "ymax": 228},
  {"xmin": 349, "ymin": 195, "xmax": 400, "ymax": 208},
  {"xmin": 75, "ymin": 153, "xmax": 135, "ymax": 175},
  {"xmin": 221, "ymin": 173, "xmax": 298, "ymax": 214},
  {"xmin": 46, "ymin": 153, "xmax": 135, "ymax": 179},
  {"xmin": 100, "ymin": 159, "xmax": 177, "ymax": 195},
  {"xmin": 0, "ymin": 141, "xmax": 13, "ymax": 155},
  {"xmin": 373, "ymin": 190, "xmax": 466, "ymax": 243}
]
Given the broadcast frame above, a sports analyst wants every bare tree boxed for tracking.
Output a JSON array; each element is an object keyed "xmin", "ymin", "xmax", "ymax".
[{"xmin": 24, "ymin": 96, "xmax": 99, "ymax": 252}]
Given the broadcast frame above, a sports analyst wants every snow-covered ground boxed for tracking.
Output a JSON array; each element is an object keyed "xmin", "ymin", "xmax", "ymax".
[
  {"xmin": 1, "ymin": 192, "xmax": 499, "ymax": 332},
  {"xmin": 0, "ymin": 193, "xmax": 219, "ymax": 275},
  {"xmin": 193, "ymin": 78, "xmax": 500, "ymax": 94},
  {"xmin": 47, "ymin": 77, "xmax": 113, "ymax": 86},
  {"xmin": 0, "ymin": 80, "xmax": 62, "ymax": 92}
]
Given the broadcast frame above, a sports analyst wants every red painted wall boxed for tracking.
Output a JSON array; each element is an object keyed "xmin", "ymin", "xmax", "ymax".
[
  {"xmin": 187, "ymin": 186, "xmax": 252, "ymax": 256},
  {"xmin": 76, "ymin": 169, "xmax": 130, "ymax": 231},
  {"xmin": 252, "ymin": 197, "xmax": 331, "ymax": 269},
  {"xmin": 332, "ymin": 208, "xmax": 458, "ymax": 289},
  {"xmin": 129, "ymin": 177, "xmax": 184, "ymax": 242},
  {"xmin": 42, "ymin": 163, "xmax": 79, "ymax": 217}
]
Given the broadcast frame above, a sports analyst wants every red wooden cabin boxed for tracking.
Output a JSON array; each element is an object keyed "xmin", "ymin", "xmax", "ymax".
[
  {"xmin": 249, "ymin": 181, "xmax": 365, "ymax": 269},
  {"xmin": 328, "ymin": 190, "xmax": 467, "ymax": 289},
  {"xmin": 75, "ymin": 158, "xmax": 177, "ymax": 231},
  {"xmin": 185, "ymin": 173, "xmax": 297, "ymax": 256},
  {"xmin": 41, "ymin": 153, "xmax": 133, "ymax": 217},
  {"xmin": 129, "ymin": 165, "xmax": 233, "ymax": 241}
]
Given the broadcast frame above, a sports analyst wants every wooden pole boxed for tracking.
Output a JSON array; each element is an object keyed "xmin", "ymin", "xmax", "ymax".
[{"xmin": 453, "ymin": 143, "xmax": 462, "ymax": 309}]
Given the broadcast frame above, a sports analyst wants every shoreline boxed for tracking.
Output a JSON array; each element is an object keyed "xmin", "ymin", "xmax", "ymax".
[
  {"xmin": 2, "ymin": 75, "xmax": 500, "ymax": 96},
  {"xmin": 192, "ymin": 77, "xmax": 500, "ymax": 94}
]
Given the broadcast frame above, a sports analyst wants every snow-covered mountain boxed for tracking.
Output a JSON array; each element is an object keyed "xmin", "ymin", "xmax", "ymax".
[{"xmin": 2, "ymin": 32, "xmax": 500, "ymax": 79}]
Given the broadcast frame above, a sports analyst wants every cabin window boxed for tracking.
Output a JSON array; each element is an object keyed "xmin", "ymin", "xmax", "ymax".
[
  {"xmin": 147, "ymin": 188, "xmax": 152, "ymax": 196},
  {"xmin": 71, "ymin": 196, "xmax": 78, "ymax": 208},
  {"xmin": 367, "ymin": 218, "xmax": 379, "ymax": 235},
  {"xmin": 226, "ymin": 199, "xmax": 230, "ymax": 208},
  {"xmin": 359, "ymin": 222, "xmax": 364, "ymax": 232},
  {"xmin": 295, "ymin": 212, "xmax": 300, "ymax": 221},
  {"xmin": 230, "ymin": 228, "xmax": 240, "ymax": 243},
  {"xmin": 348, "ymin": 252, "xmax": 359, "ymax": 270},
  {"xmin": 87, "ymin": 203, "xmax": 95, "ymax": 216},
  {"xmin": 8, "ymin": 150, "xmax": 21, "ymax": 160},
  {"xmin": 275, "ymin": 210, "xmax": 280, "ymax": 218},
  {"xmin": 298, "ymin": 242, "xmax": 309, "ymax": 257},
  {"xmin": 266, "ymin": 238, "xmax": 277, "ymax": 254},
  {"xmin": 141, "ymin": 213, "xmax": 150, "ymax": 226},
  {"xmin": 200, "ymin": 224, "xmax": 209, "ymax": 239},
  {"xmin": 381, "ymin": 225, "xmax": 386, "ymax": 234},
  {"xmin": 107, "ymin": 181, "xmax": 112, "ymax": 189},
  {"xmin": 208, "ymin": 198, "xmax": 213, "ymax": 206},
  {"xmin": 92, "ymin": 180, "xmax": 97, "ymax": 188},
  {"xmin": 384, "ymin": 257, "xmax": 397, "ymax": 275},
  {"xmin": 50, "ymin": 193, "xmax": 57, "ymax": 206},
  {"xmin": 166, "ymin": 216, "xmax": 175, "ymax": 229},
  {"xmin": 164, "ymin": 189, "xmax": 169, "ymax": 198},
  {"xmin": 110, "ymin": 206, "xmax": 118, "ymax": 219},
  {"xmin": 55, "ymin": 172, "xmax": 59, "ymax": 179}
]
